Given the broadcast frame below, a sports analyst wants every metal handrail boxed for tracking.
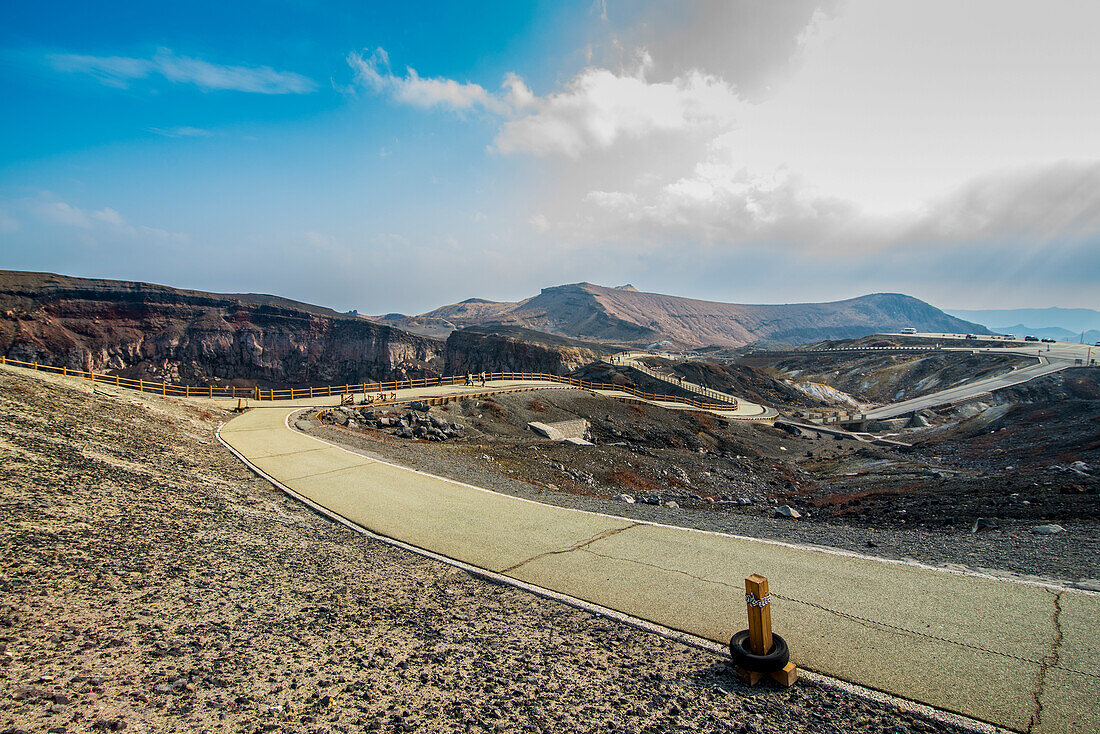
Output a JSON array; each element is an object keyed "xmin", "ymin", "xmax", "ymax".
[{"xmin": 0, "ymin": 356, "xmax": 737, "ymax": 411}]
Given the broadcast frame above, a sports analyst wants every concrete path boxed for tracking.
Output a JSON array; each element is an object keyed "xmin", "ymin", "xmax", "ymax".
[{"xmin": 218, "ymin": 390, "xmax": 1100, "ymax": 734}]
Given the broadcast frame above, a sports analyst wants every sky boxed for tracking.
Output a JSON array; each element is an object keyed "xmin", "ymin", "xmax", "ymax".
[{"xmin": 1, "ymin": 0, "xmax": 1098, "ymax": 315}]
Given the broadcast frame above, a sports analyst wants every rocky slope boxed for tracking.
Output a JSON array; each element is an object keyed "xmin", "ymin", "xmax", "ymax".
[
  {"xmin": 443, "ymin": 325, "xmax": 612, "ymax": 376},
  {"xmin": 0, "ymin": 270, "xmax": 444, "ymax": 386},
  {"xmin": 746, "ymin": 349, "xmax": 1029, "ymax": 405},
  {"xmin": 386, "ymin": 283, "xmax": 988, "ymax": 348}
]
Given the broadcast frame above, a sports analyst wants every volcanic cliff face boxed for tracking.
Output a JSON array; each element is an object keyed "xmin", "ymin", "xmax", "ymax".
[
  {"xmin": 444, "ymin": 326, "xmax": 611, "ymax": 376},
  {"xmin": 0, "ymin": 271, "xmax": 444, "ymax": 385},
  {"xmin": 403, "ymin": 283, "xmax": 990, "ymax": 348}
]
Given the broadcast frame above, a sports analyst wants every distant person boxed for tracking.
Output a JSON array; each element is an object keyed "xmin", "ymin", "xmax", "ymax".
[
  {"xmin": 480, "ymin": 371, "xmax": 486, "ymax": 386},
  {"xmin": 465, "ymin": 372, "xmax": 472, "ymax": 386}
]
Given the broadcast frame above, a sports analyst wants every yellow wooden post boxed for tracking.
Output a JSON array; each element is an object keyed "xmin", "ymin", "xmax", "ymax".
[
  {"xmin": 209, "ymin": 385, "xmax": 213, "ymax": 398},
  {"xmin": 185, "ymin": 385, "xmax": 190, "ymax": 397},
  {"xmin": 62, "ymin": 366, "xmax": 67, "ymax": 376},
  {"xmin": 161, "ymin": 381, "xmax": 166, "ymax": 396},
  {"xmin": 139, "ymin": 378, "xmax": 144, "ymax": 392}
]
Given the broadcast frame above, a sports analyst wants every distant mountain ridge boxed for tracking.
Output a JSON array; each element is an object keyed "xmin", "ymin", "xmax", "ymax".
[{"xmin": 377, "ymin": 282, "xmax": 988, "ymax": 348}]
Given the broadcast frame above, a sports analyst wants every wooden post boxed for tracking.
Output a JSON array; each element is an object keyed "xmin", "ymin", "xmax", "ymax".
[
  {"xmin": 139, "ymin": 378, "xmax": 144, "ymax": 392},
  {"xmin": 737, "ymin": 574, "xmax": 798, "ymax": 687},
  {"xmin": 745, "ymin": 575, "xmax": 773, "ymax": 655},
  {"xmin": 209, "ymin": 385, "xmax": 213, "ymax": 398},
  {"xmin": 162, "ymin": 381, "xmax": 166, "ymax": 396}
]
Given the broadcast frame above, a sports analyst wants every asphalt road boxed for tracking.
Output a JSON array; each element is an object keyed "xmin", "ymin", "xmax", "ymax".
[{"xmin": 862, "ymin": 357, "xmax": 1069, "ymax": 420}]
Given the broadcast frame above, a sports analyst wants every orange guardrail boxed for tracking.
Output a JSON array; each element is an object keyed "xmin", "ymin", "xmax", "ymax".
[{"xmin": 0, "ymin": 356, "xmax": 737, "ymax": 411}]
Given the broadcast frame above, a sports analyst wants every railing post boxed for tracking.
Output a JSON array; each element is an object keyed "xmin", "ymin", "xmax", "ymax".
[{"xmin": 139, "ymin": 378, "xmax": 144, "ymax": 392}]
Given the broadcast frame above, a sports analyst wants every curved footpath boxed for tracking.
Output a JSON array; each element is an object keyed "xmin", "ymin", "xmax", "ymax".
[
  {"xmin": 214, "ymin": 380, "xmax": 1100, "ymax": 734},
  {"xmin": 616, "ymin": 352, "xmax": 779, "ymax": 420}
]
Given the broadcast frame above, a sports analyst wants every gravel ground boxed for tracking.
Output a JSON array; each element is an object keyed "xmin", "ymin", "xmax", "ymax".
[
  {"xmin": 304, "ymin": 389, "xmax": 1100, "ymax": 587},
  {"xmin": 0, "ymin": 366, "xmax": 983, "ymax": 733}
]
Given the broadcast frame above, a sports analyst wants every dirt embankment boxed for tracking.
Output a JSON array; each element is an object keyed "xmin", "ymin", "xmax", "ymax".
[
  {"xmin": 0, "ymin": 270, "xmax": 443, "ymax": 387},
  {"xmin": 0, "ymin": 367, "xmax": 973, "ymax": 734}
]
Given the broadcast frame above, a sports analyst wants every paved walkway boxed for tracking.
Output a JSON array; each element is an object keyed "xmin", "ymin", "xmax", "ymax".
[{"xmin": 217, "ymin": 386, "xmax": 1099, "ymax": 734}]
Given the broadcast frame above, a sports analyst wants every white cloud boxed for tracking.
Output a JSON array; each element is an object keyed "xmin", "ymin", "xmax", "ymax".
[
  {"xmin": 19, "ymin": 194, "xmax": 189, "ymax": 245},
  {"xmin": 50, "ymin": 48, "xmax": 315, "ymax": 94},
  {"xmin": 493, "ymin": 56, "xmax": 743, "ymax": 157},
  {"xmin": 348, "ymin": 48, "xmax": 503, "ymax": 113},
  {"xmin": 349, "ymin": 46, "xmax": 744, "ymax": 157},
  {"xmin": 148, "ymin": 126, "xmax": 212, "ymax": 138},
  {"xmin": 529, "ymin": 214, "xmax": 551, "ymax": 233}
]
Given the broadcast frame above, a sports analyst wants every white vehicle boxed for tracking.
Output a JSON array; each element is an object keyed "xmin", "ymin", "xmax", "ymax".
[{"xmin": 900, "ymin": 327, "xmax": 917, "ymax": 334}]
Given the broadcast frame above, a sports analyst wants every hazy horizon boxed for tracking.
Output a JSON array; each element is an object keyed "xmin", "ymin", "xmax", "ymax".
[{"xmin": 2, "ymin": 1, "xmax": 1099, "ymax": 314}]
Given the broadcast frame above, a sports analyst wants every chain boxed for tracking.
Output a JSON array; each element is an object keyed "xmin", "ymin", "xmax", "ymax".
[{"xmin": 745, "ymin": 593, "xmax": 771, "ymax": 608}]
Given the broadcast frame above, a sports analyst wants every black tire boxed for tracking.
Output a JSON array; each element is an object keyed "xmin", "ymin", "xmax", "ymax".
[{"xmin": 729, "ymin": 630, "xmax": 790, "ymax": 672}]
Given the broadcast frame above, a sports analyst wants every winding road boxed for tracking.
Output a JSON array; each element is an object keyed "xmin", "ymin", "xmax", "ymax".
[{"xmin": 213, "ymin": 377, "xmax": 1099, "ymax": 734}]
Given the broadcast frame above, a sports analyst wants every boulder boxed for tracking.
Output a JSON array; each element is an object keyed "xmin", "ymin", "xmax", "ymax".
[
  {"xmin": 1032, "ymin": 524, "xmax": 1065, "ymax": 535},
  {"xmin": 972, "ymin": 517, "xmax": 998, "ymax": 532},
  {"xmin": 409, "ymin": 401, "xmax": 431, "ymax": 412},
  {"xmin": 294, "ymin": 420, "xmax": 311, "ymax": 432},
  {"xmin": 774, "ymin": 505, "xmax": 802, "ymax": 519},
  {"xmin": 329, "ymin": 411, "xmax": 348, "ymax": 426},
  {"xmin": 907, "ymin": 413, "xmax": 931, "ymax": 428},
  {"xmin": 613, "ymin": 493, "xmax": 635, "ymax": 503}
]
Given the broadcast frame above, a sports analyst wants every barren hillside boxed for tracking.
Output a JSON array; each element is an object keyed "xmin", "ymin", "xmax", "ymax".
[{"xmin": 393, "ymin": 283, "xmax": 988, "ymax": 348}]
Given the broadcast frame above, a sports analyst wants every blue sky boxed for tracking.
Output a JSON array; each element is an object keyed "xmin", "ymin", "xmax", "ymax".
[{"xmin": 2, "ymin": 1, "xmax": 1099, "ymax": 314}]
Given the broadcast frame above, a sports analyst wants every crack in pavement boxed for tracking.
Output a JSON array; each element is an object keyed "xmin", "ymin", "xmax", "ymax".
[
  {"xmin": 280, "ymin": 461, "xmax": 377, "ymax": 482},
  {"xmin": 497, "ymin": 523, "xmax": 640, "ymax": 575},
  {"xmin": 567, "ymin": 547, "xmax": 1099, "ymax": 680},
  {"xmin": 250, "ymin": 446, "xmax": 331, "ymax": 460},
  {"xmin": 1027, "ymin": 588, "xmax": 1065, "ymax": 734}
]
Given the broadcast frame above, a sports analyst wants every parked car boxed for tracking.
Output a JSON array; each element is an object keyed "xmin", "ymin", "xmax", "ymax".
[
  {"xmin": 1041, "ymin": 338, "xmax": 1056, "ymax": 343},
  {"xmin": 900, "ymin": 327, "xmax": 917, "ymax": 334},
  {"xmin": 1024, "ymin": 335, "xmax": 1039, "ymax": 342},
  {"xmin": 964, "ymin": 334, "xmax": 977, "ymax": 340}
]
